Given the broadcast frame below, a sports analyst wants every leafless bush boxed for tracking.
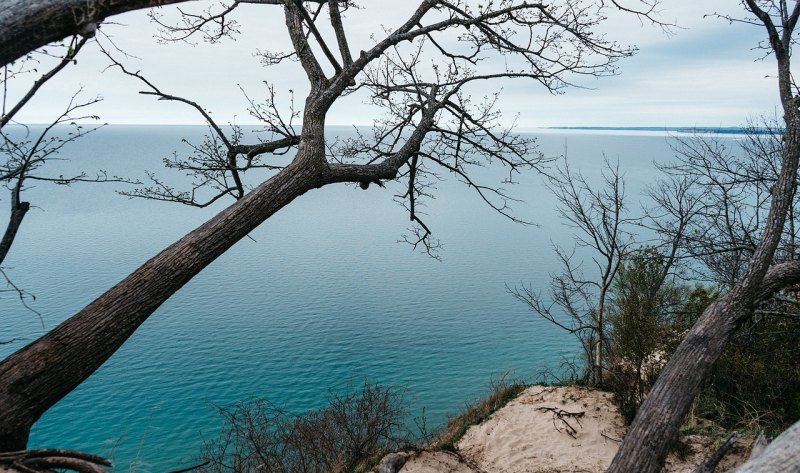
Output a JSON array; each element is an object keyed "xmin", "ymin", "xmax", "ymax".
[{"xmin": 199, "ymin": 381, "xmax": 410, "ymax": 473}]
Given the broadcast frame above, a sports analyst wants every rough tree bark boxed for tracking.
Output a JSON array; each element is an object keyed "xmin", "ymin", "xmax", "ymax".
[
  {"xmin": 0, "ymin": 50, "xmax": 431, "ymax": 444},
  {"xmin": 608, "ymin": 2, "xmax": 800, "ymax": 471},
  {"xmin": 0, "ymin": 88, "xmax": 423, "ymax": 447},
  {"xmin": 0, "ymin": 196, "xmax": 29, "ymax": 266},
  {"xmin": 0, "ymin": 0, "xmax": 193, "ymax": 67}
]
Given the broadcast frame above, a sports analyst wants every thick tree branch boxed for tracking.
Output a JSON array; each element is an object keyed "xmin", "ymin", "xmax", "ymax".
[
  {"xmin": 284, "ymin": 1, "xmax": 327, "ymax": 86},
  {"xmin": 0, "ymin": 197, "xmax": 29, "ymax": 266},
  {"xmin": 754, "ymin": 259, "xmax": 800, "ymax": 301},
  {"xmin": 0, "ymin": 0, "xmax": 196, "ymax": 68},
  {"xmin": 291, "ymin": 0, "xmax": 342, "ymax": 74},
  {"xmin": 327, "ymin": 0, "xmax": 353, "ymax": 67},
  {"xmin": 0, "ymin": 0, "xmax": 646, "ymax": 453},
  {"xmin": 0, "ymin": 157, "xmax": 325, "ymax": 448}
]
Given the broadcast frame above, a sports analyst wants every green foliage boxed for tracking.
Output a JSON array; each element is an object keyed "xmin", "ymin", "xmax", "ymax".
[
  {"xmin": 604, "ymin": 250, "xmax": 683, "ymax": 422},
  {"xmin": 607, "ymin": 251, "xmax": 682, "ymax": 362},
  {"xmin": 687, "ymin": 296, "xmax": 800, "ymax": 435},
  {"xmin": 670, "ymin": 285, "xmax": 719, "ymax": 343},
  {"xmin": 604, "ymin": 258, "xmax": 800, "ymax": 433}
]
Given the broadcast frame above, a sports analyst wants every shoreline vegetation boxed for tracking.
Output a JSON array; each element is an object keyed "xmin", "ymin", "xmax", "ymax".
[
  {"xmin": 192, "ymin": 278, "xmax": 799, "ymax": 473},
  {"xmin": 190, "ymin": 375, "xmax": 758, "ymax": 473},
  {"xmin": 0, "ymin": 379, "xmax": 763, "ymax": 473}
]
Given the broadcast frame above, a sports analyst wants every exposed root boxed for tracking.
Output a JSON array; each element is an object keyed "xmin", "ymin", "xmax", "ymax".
[{"xmin": 0, "ymin": 449, "xmax": 111, "ymax": 473}]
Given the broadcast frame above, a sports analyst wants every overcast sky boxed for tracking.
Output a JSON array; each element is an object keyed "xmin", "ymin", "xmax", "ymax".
[{"xmin": 9, "ymin": 0, "xmax": 782, "ymax": 128}]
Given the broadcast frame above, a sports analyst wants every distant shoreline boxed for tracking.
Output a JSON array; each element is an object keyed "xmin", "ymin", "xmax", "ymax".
[
  {"xmin": 3, "ymin": 124, "xmax": 774, "ymax": 135},
  {"xmin": 546, "ymin": 126, "xmax": 773, "ymax": 135}
]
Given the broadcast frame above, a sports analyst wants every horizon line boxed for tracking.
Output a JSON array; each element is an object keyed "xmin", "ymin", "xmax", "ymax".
[{"xmin": 7, "ymin": 123, "xmax": 749, "ymax": 129}]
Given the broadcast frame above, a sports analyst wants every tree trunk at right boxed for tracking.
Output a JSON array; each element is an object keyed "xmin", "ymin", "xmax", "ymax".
[{"xmin": 607, "ymin": 296, "xmax": 745, "ymax": 472}]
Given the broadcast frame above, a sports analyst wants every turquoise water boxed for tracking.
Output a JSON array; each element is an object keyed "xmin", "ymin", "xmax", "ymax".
[{"xmin": 0, "ymin": 126, "xmax": 695, "ymax": 471}]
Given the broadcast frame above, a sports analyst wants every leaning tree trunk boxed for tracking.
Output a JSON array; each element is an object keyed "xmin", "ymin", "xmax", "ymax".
[
  {"xmin": 0, "ymin": 154, "xmax": 326, "ymax": 449},
  {"xmin": 608, "ymin": 6, "xmax": 800, "ymax": 467},
  {"xmin": 609, "ymin": 122, "xmax": 800, "ymax": 473},
  {"xmin": 607, "ymin": 296, "xmax": 749, "ymax": 472},
  {"xmin": 0, "ymin": 0, "xmax": 195, "ymax": 68},
  {"xmin": 0, "ymin": 0, "xmax": 430, "ymax": 445}
]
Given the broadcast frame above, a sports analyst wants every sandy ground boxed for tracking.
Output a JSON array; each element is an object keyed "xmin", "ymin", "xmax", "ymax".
[{"xmin": 397, "ymin": 386, "xmax": 749, "ymax": 473}]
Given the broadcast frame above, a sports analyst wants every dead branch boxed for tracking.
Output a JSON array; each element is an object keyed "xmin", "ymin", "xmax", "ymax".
[
  {"xmin": 537, "ymin": 406, "xmax": 586, "ymax": 439},
  {"xmin": 693, "ymin": 431, "xmax": 741, "ymax": 473},
  {"xmin": 0, "ymin": 449, "xmax": 111, "ymax": 473}
]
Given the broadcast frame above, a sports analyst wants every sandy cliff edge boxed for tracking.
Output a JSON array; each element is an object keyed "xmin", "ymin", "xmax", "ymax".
[{"xmin": 396, "ymin": 385, "xmax": 750, "ymax": 473}]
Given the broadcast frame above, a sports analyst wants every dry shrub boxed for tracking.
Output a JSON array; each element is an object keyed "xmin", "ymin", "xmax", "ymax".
[{"xmin": 199, "ymin": 381, "xmax": 410, "ymax": 473}]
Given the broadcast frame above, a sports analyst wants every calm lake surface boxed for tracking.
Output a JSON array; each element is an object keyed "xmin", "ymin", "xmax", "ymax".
[{"xmin": 0, "ymin": 126, "xmax": 728, "ymax": 471}]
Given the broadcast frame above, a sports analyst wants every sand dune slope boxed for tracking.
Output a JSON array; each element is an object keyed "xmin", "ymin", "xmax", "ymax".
[
  {"xmin": 457, "ymin": 386, "xmax": 624, "ymax": 472},
  {"xmin": 398, "ymin": 386, "xmax": 749, "ymax": 473}
]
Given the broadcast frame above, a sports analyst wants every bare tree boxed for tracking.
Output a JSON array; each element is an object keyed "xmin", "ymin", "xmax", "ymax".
[
  {"xmin": 609, "ymin": 1, "xmax": 800, "ymax": 471},
  {"xmin": 653, "ymin": 119, "xmax": 795, "ymax": 288},
  {"xmin": 510, "ymin": 156, "xmax": 631, "ymax": 386},
  {"xmin": 0, "ymin": 37, "xmax": 93, "ymax": 265},
  {"xmin": 0, "ymin": 0, "xmax": 658, "ymax": 451},
  {"xmin": 640, "ymin": 171, "xmax": 703, "ymax": 284}
]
